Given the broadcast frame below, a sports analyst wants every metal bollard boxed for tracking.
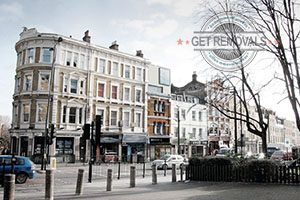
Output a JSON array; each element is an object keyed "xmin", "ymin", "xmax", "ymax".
[
  {"xmin": 75, "ymin": 169, "xmax": 85, "ymax": 195},
  {"xmin": 164, "ymin": 160, "xmax": 167, "ymax": 176},
  {"xmin": 3, "ymin": 174, "xmax": 15, "ymax": 200},
  {"xmin": 130, "ymin": 166, "xmax": 136, "ymax": 188},
  {"xmin": 45, "ymin": 170, "xmax": 55, "ymax": 200},
  {"xmin": 172, "ymin": 164, "xmax": 176, "ymax": 182},
  {"xmin": 117, "ymin": 162, "xmax": 121, "ymax": 179},
  {"xmin": 106, "ymin": 169, "xmax": 112, "ymax": 191},
  {"xmin": 143, "ymin": 161, "xmax": 145, "ymax": 178},
  {"xmin": 152, "ymin": 164, "xmax": 157, "ymax": 185}
]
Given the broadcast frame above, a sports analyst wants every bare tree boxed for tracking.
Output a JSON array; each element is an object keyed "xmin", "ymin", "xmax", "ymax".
[{"xmin": 0, "ymin": 115, "xmax": 11, "ymax": 146}]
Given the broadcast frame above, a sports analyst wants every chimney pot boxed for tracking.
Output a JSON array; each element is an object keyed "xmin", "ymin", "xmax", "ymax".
[
  {"xmin": 192, "ymin": 71, "xmax": 197, "ymax": 81},
  {"xmin": 136, "ymin": 50, "xmax": 143, "ymax": 58}
]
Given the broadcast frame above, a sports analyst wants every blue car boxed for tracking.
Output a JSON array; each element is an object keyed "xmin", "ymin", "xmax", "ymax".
[{"xmin": 0, "ymin": 155, "xmax": 36, "ymax": 184}]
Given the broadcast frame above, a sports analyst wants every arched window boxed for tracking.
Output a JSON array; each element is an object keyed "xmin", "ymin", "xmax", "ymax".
[
  {"xmin": 161, "ymin": 102, "xmax": 165, "ymax": 112},
  {"xmin": 162, "ymin": 123, "xmax": 166, "ymax": 135},
  {"xmin": 157, "ymin": 122, "xmax": 161, "ymax": 134},
  {"xmin": 158, "ymin": 101, "xmax": 161, "ymax": 112}
]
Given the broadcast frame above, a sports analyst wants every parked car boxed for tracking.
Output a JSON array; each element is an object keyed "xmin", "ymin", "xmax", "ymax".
[
  {"xmin": 0, "ymin": 155, "xmax": 36, "ymax": 184},
  {"xmin": 216, "ymin": 148, "xmax": 233, "ymax": 157},
  {"xmin": 271, "ymin": 150, "xmax": 285, "ymax": 160},
  {"xmin": 152, "ymin": 155, "xmax": 187, "ymax": 169}
]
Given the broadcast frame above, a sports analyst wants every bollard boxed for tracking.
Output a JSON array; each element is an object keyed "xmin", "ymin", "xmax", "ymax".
[
  {"xmin": 45, "ymin": 170, "xmax": 54, "ymax": 200},
  {"xmin": 180, "ymin": 165, "xmax": 183, "ymax": 182},
  {"xmin": 130, "ymin": 166, "xmax": 136, "ymax": 188},
  {"xmin": 172, "ymin": 164, "xmax": 176, "ymax": 182},
  {"xmin": 117, "ymin": 162, "xmax": 121, "ymax": 180},
  {"xmin": 106, "ymin": 169, "xmax": 112, "ymax": 191},
  {"xmin": 75, "ymin": 169, "xmax": 85, "ymax": 195},
  {"xmin": 164, "ymin": 160, "xmax": 167, "ymax": 176},
  {"xmin": 3, "ymin": 174, "xmax": 15, "ymax": 200},
  {"xmin": 152, "ymin": 164, "xmax": 157, "ymax": 185},
  {"xmin": 143, "ymin": 161, "xmax": 145, "ymax": 178}
]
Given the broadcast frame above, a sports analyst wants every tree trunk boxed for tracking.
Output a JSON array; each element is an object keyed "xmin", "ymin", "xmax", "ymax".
[{"xmin": 261, "ymin": 133, "xmax": 267, "ymax": 156}]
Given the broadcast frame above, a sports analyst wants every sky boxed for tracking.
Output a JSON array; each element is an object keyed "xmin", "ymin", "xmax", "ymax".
[{"xmin": 0, "ymin": 0, "xmax": 296, "ymax": 122}]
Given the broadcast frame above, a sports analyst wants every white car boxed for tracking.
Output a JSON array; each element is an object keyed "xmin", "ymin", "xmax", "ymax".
[{"xmin": 152, "ymin": 155, "xmax": 187, "ymax": 169}]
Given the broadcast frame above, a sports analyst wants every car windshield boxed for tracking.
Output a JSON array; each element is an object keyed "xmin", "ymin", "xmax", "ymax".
[
  {"xmin": 161, "ymin": 155, "xmax": 171, "ymax": 160},
  {"xmin": 273, "ymin": 151, "xmax": 284, "ymax": 155},
  {"xmin": 218, "ymin": 149, "xmax": 229, "ymax": 154}
]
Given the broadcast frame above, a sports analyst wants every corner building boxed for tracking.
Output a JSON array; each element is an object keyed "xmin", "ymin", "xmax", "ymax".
[{"xmin": 10, "ymin": 28, "xmax": 149, "ymax": 163}]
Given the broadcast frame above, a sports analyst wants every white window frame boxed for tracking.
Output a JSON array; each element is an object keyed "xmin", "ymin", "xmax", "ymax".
[
  {"xmin": 136, "ymin": 67, "xmax": 142, "ymax": 81},
  {"xmin": 23, "ymin": 71, "xmax": 33, "ymax": 92},
  {"xmin": 27, "ymin": 48, "xmax": 34, "ymax": 64},
  {"xmin": 17, "ymin": 52, "xmax": 22, "ymax": 66},
  {"xmin": 124, "ymin": 65, "xmax": 131, "ymax": 79},
  {"xmin": 66, "ymin": 51, "xmax": 72, "ymax": 66},
  {"xmin": 135, "ymin": 88, "xmax": 142, "ymax": 103},
  {"xmin": 70, "ymin": 79, "xmax": 78, "ymax": 94},
  {"xmin": 192, "ymin": 111, "xmax": 196, "ymax": 121},
  {"xmin": 110, "ymin": 109, "xmax": 118, "ymax": 127},
  {"xmin": 80, "ymin": 54, "xmax": 85, "ymax": 69},
  {"xmin": 123, "ymin": 85, "xmax": 131, "ymax": 102},
  {"xmin": 135, "ymin": 112, "xmax": 142, "ymax": 128},
  {"xmin": 13, "ymin": 104, "xmax": 18, "ymax": 124},
  {"xmin": 97, "ymin": 80, "xmax": 106, "ymax": 99},
  {"xmin": 15, "ymin": 76, "xmax": 21, "ymax": 93},
  {"xmin": 198, "ymin": 111, "xmax": 202, "ymax": 121},
  {"xmin": 38, "ymin": 71, "xmax": 50, "ymax": 91},
  {"xmin": 36, "ymin": 102, "xmax": 48, "ymax": 123},
  {"xmin": 73, "ymin": 53, "xmax": 78, "ymax": 67},
  {"xmin": 98, "ymin": 58, "xmax": 106, "ymax": 73},
  {"xmin": 112, "ymin": 62, "xmax": 119, "ymax": 77},
  {"xmin": 123, "ymin": 110, "xmax": 130, "ymax": 128},
  {"xmin": 111, "ymin": 83, "xmax": 119, "ymax": 101},
  {"xmin": 21, "ymin": 102, "xmax": 31, "ymax": 123},
  {"xmin": 41, "ymin": 47, "xmax": 52, "ymax": 63}
]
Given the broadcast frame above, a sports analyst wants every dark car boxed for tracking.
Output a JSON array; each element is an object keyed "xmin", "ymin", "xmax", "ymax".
[
  {"xmin": 0, "ymin": 155, "xmax": 36, "ymax": 184},
  {"xmin": 271, "ymin": 151, "xmax": 285, "ymax": 160}
]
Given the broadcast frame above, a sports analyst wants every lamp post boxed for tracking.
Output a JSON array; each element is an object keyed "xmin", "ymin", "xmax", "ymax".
[
  {"xmin": 41, "ymin": 37, "xmax": 63, "ymax": 171},
  {"xmin": 177, "ymin": 106, "xmax": 180, "ymax": 155}
]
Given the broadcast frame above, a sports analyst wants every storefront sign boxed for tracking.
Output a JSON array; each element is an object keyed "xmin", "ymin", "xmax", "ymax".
[{"xmin": 150, "ymin": 138, "xmax": 170, "ymax": 145}]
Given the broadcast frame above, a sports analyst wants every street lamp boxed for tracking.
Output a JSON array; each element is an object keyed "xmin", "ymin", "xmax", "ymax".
[{"xmin": 41, "ymin": 37, "xmax": 63, "ymax": 171}]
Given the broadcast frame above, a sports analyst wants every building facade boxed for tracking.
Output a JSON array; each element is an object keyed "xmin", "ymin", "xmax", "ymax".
[
  {"xmin": 147, "ymin": 64, "xmax": 171, "ymax": 160},
  {"xmin": 10, "ymin": 28, "xmax": 149, "ymax": 163}
]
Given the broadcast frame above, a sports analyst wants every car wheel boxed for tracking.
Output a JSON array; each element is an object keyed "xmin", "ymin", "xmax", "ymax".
[{"xmin": 16, "ymin": 173, "xmax": 28, "ymax": 184}]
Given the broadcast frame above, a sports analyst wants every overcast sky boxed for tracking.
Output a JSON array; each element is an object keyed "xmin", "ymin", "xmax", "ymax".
[{"xmin": 0, "ymin": 0, "xmax": 295, "ymax": 122}]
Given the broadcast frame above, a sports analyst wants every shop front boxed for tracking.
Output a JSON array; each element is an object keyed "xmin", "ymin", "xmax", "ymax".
[
  {"xmin": 148, "ymin": 137, "xmax": 171, "ymax": 160},
  {"xmin": 55, "ymin": 137, "xmax": 75, "ymax": 163},
  {"xmin": 122, "ymin": 134, "xmax": 146, "ymax": 163},
  {"xmin": 190, "ymin": 140, "xmax": 205, "ymax": 157},
  {"xmin": 208, "ymin": 135, "xmax": 220, "ymax": 155},
  {"xmin": 99, "ymin": 136, "xmax": 121, "ymax": 163}
]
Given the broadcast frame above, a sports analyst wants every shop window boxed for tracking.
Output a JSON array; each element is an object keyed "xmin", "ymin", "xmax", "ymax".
[{"xmin": 56, "ymin": 138, "xmax": 74, "ymax": 155}]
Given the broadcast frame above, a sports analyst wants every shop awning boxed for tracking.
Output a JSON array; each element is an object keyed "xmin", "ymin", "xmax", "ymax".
[
  {"xmin": 100, "ymin": 137, "xmax": 121, "ymax": 143},
  {"xmin": 122, "ymin": 134, "xmax": 146, "ymax": 144}
]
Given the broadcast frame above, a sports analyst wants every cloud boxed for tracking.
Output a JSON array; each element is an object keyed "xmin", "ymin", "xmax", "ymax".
[
  {"xmin": 146, "ymin": 0, "xmax": 173, "ymax": 5},
  {"xmin": 0, "ymin": 2, "xmax": 23, "ymax": 21},
  {"xmin": 145, "ymin": 19, "xmax": 178, "ymax": 39}
]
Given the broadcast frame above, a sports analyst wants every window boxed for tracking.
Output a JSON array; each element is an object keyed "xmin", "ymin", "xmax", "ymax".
[
  {"xmin": 199, "ymin": 112, "xmax": 202, "ymax": 121},
  {"xmin": 96, "ymin": 109, "xmax": 104, "ymax": 125},
  {"xmin": 192, "ymin": 128, "xmax": 196, "ymax": 138},
  {"xmin": 70, "ymin": 79, "xmax": 78, "ymax": 94},
  {"xmin": 16, "ymin": 77, "xmax": 21, "ymax": 92},
  {"xmin": 174, "ymin": 108, "xmax": 178, "ymax": 119},
  {"xmin": 156, "ymin": 122, "xmax": 161, "ymax": 134},
  {"xmin": 13, "ymin": 105, "xmax": 18, "ymax": 124},
  {"xmin": 42, "ymin": 48, "xmax": 51, "ymax": 63},
  {"xmin": 136, "ymin": 68, "xmax": 142, "ymax": 81},
  {"xmin": 98, "ymin": 83, "xmax": 105, "ymax": 97},
  {"xmin": 64, "ymin": 78, "xmax": 68, "ymax": 93},
  {"xmin": 154, "ymin": 101, "xmax": 157, "ymax": 112},
  {"xmin": 79, "ymin": 81, "xmax": 84, "ymax": 95},
  {"xmin": 62, "ymin": 106, "xmax": 66, "ymax": 123},
  {"xmin": 162, "ymin": 123, "xmax": 166, "ymax": 135},
  {"xmin": 37, "ymin": 103, "xmax": 47, "ymax": 122},
  {"xmin": 80, "ymin": 54, "xmax": 85, "ymax": 69},
  {"xmin": 153, "ymin": 122, "xmax": 156, "ymax": 134},
  {"xmin": 79, "ymin": 108, "xmax": 82, "ymax": 124},
  {"xmin": 56, "ymin": 138, "xmax": 73, "ymax": 155},
  {"xmin": 125, "ymin": 65, "xmax": 130, "ymax": 78},
  {"xmin": 174, "ymin": 127, "xmax": 178, "ymax": 137},
  {"xmin": 161, "ymin": 102, "xmax": 165, "ymax": 112},
  {"xmin": 66, "ymin": 52, "xmax": 72, "ymax": 66},
  {"xmin": 112, "ymin": 62, "xmax": 118, "ymax": 76},
  {"xmin": 99, "ymin": 59, "xmax": 105, "ymax": 73},
  {"xmin": 199, "ymin": 128, "xmax": 202, "ymax": 138},
  {"xmin": 24, "ymin": 74, "xmax": 32, "ymax": 91},
  {"xmin": 135, "ymin": 89, "xmax": 141, "ymax": 102},
  {"xmin": 69, "ymin": 107, "xmax": 76, "ymax": 123},
  {"xmin": 182, "ymin": 128, "xmax": 186, "ymax": 138},
  {"xmin": 39, "ymin": 73, "xmax": 50, "ymax": 91},
  {"xmin": 23, "ymin": 104, "xmax": 30, "ymax": 122},
  {"xmin": 209, "ymin": 106, "xmax": 212, "ymax": 115},
  {"xmin": 181, "ymin": 109, "xmax": 186, "ymax": 120},
  {"xmin": 112, "ymin": 86, "xmax": 118, "ymax": 99},
  {"xmin": 123, "ymin": 112, "xmax": 130, "ymax": 127},
  {"xmin": 124, "ymin": 87, "xmax": 130, "ymax": 101},
  {"xmin": 27, "ymin": 48, "xmax": 34, "ymax": 64},
  {"xmin": 17, "ymin": 52, "xmax": 22, "ymax": 66},
  {"xmin": 159, "ymin": 68, "xmax": 170, "ymax": 85},
  {"xmin": 73, "ymin": 53, "xmax": 78, "ymax": 67},
  {"xmin": 110, "ymin": 111, "xmax": 117, "ymax": 126},
  {"xmin": 135, "ymin": 113, "xmax": 141, "ymax": 128},
  {"xmin": 192, "ymin": 111, "xmax": 196, "ymax": 121},
  {"xmin": 148, "ymin": 85, "xmax": 163, "ymax": 94}
]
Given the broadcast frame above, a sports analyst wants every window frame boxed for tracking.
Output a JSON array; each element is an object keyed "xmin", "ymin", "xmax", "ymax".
[
  {"xmin": 21, "ymin": 102, "xmax": 31, "ymax": 123},
  {"xmin": 124, "ymin": 65, "xmax": 130, "ymax": 78},
  {"xmin": 42, "ymin": 48, "xmax": 52, "ymax": 63},
  {"xmin": 23, "ymin": 72, "xmax": 33, "ymax": 92},
  {"xmin": 112, "ymin": 62, "xmax": 119, "ymax": 77},
  {"xmin": 97, "ymin": 82, "xmax": 106, "ymax": 98},
  {"xmin": 110, "ymin": 109, "xmax": 118, "ymax": 126},
  {"xmin": 123, "ymin": 111, "xmax": 130, "ymax": 128},
  {"xmin": 111, "ymin": 84, "xmax": 118, "ymax": 100},
  {"xmin": 123, "ymin": 86, "xmax": 131, "ymax": 102},
  {"xmin": 38, "ymin": 71, "xmax": 50, "ymax": 91},
  {"xmin": 27, "ymin": 48, "xmax": 34, "ymax": 64},
  {"xmin": 98, "ymin": 58, "xmax": 106, "ymax": 74},
  {"xmin": 36, "ymin": 102, "xmax": 48, "ymax": 123}
]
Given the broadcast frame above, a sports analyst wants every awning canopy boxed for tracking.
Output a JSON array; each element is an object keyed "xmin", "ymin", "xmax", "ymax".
[
  {"xmin": 122, "ymin": 134, "xmax": 146, "ymax": 144},
  {"xmin": 100, "ymin": 137, "xmax": 121, "ymax": 143}
]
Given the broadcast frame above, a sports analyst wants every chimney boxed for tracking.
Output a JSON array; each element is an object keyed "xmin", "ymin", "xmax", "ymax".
[
  {"xmin": 192, "ymin": 71, "xmax": 197, "ymax": 81},
  {"xmin": 83, "ymin": 30, "xmax": 91, "ymax": 43},
  {"xmin": 109, "ymin": 41, "xmax": 119, "ymax": 50},
  {"xmin": 136, "ymin": 50, "xmax": 143, "ymax": 58}
]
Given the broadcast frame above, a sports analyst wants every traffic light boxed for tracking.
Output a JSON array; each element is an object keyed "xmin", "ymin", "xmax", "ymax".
[
  {"xmin": 48, "ymin": 124, "xmax": 56, "ymax": 145},
  {"xmin": 83, "ymin": 124, "xmax": 91, "ymax": 140},
  {"xmin": 95, "ymin": 115, "xmax": 102, "ymax": 145}
]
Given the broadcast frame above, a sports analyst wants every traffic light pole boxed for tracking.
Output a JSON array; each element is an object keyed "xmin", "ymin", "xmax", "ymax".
[{"xmin": 88, "ymin": 121, "xmax": 94, "ymax": 183}]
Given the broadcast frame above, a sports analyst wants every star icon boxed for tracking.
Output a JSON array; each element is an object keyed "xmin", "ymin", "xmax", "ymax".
[
  {"xmin": 177, "ymin": 38, "xmax": 183, "ymax": 45},
  {"xmin": 185, "ymin": 40, "xmax": 190, "ymax": 45},
  {"xmin": 275, "ymin": 39, "xmax": 280, "ymax": 45},
  {"xmin": 268, "ymin": 40, "xmax": 272, "ymax": 44}
]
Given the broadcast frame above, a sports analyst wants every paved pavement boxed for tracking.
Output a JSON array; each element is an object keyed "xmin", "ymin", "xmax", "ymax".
[{"xmin": 1, "ymin": 164, "xmax": 300, "ymax": 199}]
